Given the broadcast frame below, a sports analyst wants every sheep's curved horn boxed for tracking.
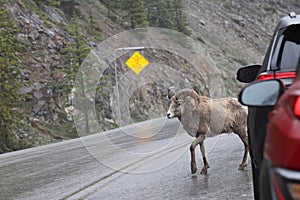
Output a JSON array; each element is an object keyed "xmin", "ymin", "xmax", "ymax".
[
  {"xmin": 175, "ymin": 89, "xmax": 200, "ymax": 102},
  {"xmin": 168, "ymin": 87, "xmax": 176, "ymax": 99}
]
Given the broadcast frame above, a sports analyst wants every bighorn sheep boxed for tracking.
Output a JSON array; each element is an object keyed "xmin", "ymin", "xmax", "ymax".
[{"xmin": 166, "ymin": 88, "xmax": 248, "ymax": 174}]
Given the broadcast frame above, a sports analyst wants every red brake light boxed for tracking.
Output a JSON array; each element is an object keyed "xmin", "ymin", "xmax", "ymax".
[
  {"xmin": 257, "ymin": 72, "xmax": 296, "ymax": 81},
  {"xmin": 276, "ymin": 72, "xmax": 296, "ymax": 79},
  {"xmin": 258, "ymin": 73, "xmax": 275, "ymax": 81},
  {"xmin": 294, "ymin": 96, "xmax": 300, "ymax": 118}
]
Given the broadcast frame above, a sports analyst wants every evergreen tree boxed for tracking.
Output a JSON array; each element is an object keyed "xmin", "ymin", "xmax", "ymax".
[
  {"xmin": 172, "ymin": 0, "xmax": 192, "ymax": 35},
  {"xmin": 146, "ymin": 0, "xmax": 174, "ymax": 29},
  {"xmin": 163, "ymin": 0, "xmax": 176, "ymax": 29},
  {"xmin": 103, "ymin": 0, "xmax": 191, "ymax": 34},
  {"xmin": 60, "ymin": 0, "xmax": 79, "ymax": 18},
  {"xmin": 88, "ymin": 10, "xmax": 103, "ymax": 41},
  {"xmin": 33, "ymin": 0, "xmax": 60, "ymax": 7},
  {"xmin": 0, "ymin": 8, "xmax": 28, "ymax": 153},
  {"xmin": 122, "ymin": 0, "xmax": 148, "ymax": 29},
  {"xmin": 63, "ymin": 15, "xmax": 90, "ymax": 89},
  {"xmin": 145, "ymin": 0, "xmax": 191, "ymax": 35},
  {"xmin": 63, "ymin": 15, "xmax": 91, "ymax": 134},
  {"xmin": 101, "ymin": 0, "xmax": 121, "ymax": 18},
  {"xmin": 145, "ymin": 0, "xmax": 158, "ymax": 26}
]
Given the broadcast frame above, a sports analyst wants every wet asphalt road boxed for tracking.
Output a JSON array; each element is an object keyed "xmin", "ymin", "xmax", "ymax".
[{"xmin": 0, "ymin": 118, "xmax": 253, "ymax": 200}]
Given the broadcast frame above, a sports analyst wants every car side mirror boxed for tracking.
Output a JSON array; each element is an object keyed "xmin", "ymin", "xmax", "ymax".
[
  {"xmin": 237, "ymin": 64, "xmax": 261, "ymax": 83},
  {"xmin": 238, "ymin": 79, "xmax": 284, "ymax": 107}
]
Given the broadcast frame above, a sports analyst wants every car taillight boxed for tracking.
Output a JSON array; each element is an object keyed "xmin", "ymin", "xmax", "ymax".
[
  {"xmin": 288, "ymin": 183, "xmax": 300, "ymax": 200},
  {"xmin": 257, "ymin": 71, "xmax": 296, "ymax": 81},
  {"xmin": 294, "ymin": 96, "xmax": 300, "ymax": 118},
  {"xmin": 273, "ymin": 168, "xmax": 300, "ymax": 200}
]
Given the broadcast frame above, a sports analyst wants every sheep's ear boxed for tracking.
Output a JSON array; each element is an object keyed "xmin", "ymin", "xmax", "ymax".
[{"xmin": 167, "ymin": 87, "xmax": 175, "ymax": 99}]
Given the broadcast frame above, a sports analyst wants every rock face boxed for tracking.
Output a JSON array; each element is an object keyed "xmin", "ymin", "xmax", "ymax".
[
  {"xmin": 185, "ymin": 0, "xmax": 300, "ymax": 95},
  {"xmin": 5, "ymin": 1, "xmax": 126, "ymax": 146},
  {"xmin": 9, "ymin": 3, "xmax": 70, "ymax": 144},
  {"xmin": 3, "ymin": 0, "xmax": 300, "ymax": 148}
]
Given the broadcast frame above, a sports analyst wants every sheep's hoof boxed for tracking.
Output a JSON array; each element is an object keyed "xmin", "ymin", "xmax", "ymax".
[
  {"xmin": 238, "ymin": 164, "xmax": 247, "ymax": 170},
  {"xmin": 200, "ymin": 167, "xmax": 208, "ymax": 174},
  {"xmin": 191, "ymin": 163, "xmax": 197, "ymax": 174}
]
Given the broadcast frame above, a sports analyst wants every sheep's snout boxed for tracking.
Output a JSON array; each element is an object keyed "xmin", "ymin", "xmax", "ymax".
[
  {"xmin": 166, "ymin": 112, "xmax": 171, "ymax": 118},
  {"xmin": 166, "ymin": 111, "xmax": 174, "ymax": 119}
]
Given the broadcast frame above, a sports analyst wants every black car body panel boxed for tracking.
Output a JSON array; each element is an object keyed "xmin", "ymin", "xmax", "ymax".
[{"xmin": 237, "ymin": 12, "xmax": 300, "ymax": 200}]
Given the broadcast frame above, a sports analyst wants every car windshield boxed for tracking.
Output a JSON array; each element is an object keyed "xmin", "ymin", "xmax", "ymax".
[{"xmin": 275, "ymin": 25, "xmax": 300, "ymax": 70}]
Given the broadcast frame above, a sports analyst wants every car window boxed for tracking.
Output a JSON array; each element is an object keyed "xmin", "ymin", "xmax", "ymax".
[
  {"xmin": 275, "ymin": 25, "xmax": 300, "ymax": 70},
  {"xmin": 279, "ymin": 41, "xmax": 300, "ymax": 69}
]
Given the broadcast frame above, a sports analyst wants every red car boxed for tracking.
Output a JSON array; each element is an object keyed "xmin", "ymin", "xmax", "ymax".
[{"xmin": 239, "ymin": 76, "xmax": 300, "ymax": 199}]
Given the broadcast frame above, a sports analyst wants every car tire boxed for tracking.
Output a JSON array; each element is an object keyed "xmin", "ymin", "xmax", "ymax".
[
  {"xmin": 251, "ymin": 158, "xmax": 260, "ymax": 200},
  {"xmin": 259, "ymin": 158, "xmax": 272, "ymax": 200}
]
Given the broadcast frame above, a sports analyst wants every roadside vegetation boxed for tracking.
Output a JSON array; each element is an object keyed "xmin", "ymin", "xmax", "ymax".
[{"xmin": 0, "ymin": 0, "xmax": 191, "ymax": 153}]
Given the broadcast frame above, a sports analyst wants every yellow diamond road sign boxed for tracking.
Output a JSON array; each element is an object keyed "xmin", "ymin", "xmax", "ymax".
[{"xmin": 125, "ymin": 51, "xmax": 149, "ymax": 75}]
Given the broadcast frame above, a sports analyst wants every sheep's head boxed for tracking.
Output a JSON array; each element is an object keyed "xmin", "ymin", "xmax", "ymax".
[
  {"xmin": 167, "ymin": 95, "xmax": 182, "ymax": 119},
  {"xmin": 166, "ymin": 87, "xmax": 181, "ymax": 119},
  {"xmin": 166, "ymin": 88, "xmax": 199, "ymax": 119},
  {"xmin": 166, "ymin": 88, "xmax": 201, "ymax": 136}
]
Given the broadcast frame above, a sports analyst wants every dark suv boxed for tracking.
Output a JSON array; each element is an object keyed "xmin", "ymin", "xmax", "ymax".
[{"xmin": 237, "ymin": 12, "xmax": 300, "ymax": 199}]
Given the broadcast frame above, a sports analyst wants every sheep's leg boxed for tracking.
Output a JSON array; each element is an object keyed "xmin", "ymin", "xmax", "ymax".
[
  {"xmin": 190, "ymin": 142, "xmax": 198, "ymax": 174},
  {"xmin": 236, "ymin": 129, "xmax": 249, "ymax": 170},
  {"xmin": 190, "ymin": 135, "xmax": 207, "ymax": 174},
  {"xmin": 199, "ymin": 142, "xmax": 210, "ymax": 174}
]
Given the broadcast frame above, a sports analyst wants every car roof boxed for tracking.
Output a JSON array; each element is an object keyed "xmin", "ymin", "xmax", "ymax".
[{"xmin": 276, "ymin": 12, "xmax": 300, "ymax": 30}]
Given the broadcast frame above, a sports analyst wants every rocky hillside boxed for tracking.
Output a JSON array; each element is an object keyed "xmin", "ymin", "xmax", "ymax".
[
  {"xmin": 186, "ymin": 0, "xmax": 300, "ymax": 91},
  {"xmin": 1, "ymin": 0, "xmax": 300, "ymax": 152}
]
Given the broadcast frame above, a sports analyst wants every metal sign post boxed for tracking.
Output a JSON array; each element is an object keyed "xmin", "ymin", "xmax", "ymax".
[{"xmin": 113, "ymin": 47, "xmax": 145, "ymax": 126}]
